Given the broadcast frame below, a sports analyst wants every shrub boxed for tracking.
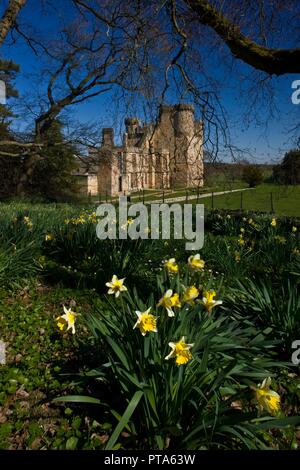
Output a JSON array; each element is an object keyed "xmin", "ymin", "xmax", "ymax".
[{"xmin": 242, "ymin": 165, "xmax": 264, "ymax": 188}]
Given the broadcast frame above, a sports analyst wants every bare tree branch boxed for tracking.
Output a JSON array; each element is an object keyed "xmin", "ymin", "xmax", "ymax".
[
  {"xmin": 0, "ymin": 0, "xmax": 26, "ymax": 47},
  {"xmin": 184, "ymin": 0, "xmax": 300, "ymax": 75}
]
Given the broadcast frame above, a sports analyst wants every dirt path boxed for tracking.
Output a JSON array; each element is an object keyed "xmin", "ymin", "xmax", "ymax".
[{"xmin": 144, "ymin": 187, "xmax": 254, "ymax": 204}]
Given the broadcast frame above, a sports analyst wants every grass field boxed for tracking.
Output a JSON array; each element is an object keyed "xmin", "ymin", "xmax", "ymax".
[
  {"xmin": 95, "ymin": 184, "xmax": 300, "ymax": 217},
  {"xmin": 207, "ymin": 184, "xmax": 300, "ymax": 216}
]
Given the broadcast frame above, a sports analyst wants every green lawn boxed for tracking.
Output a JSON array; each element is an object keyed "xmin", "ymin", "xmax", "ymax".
[{"xmin": 188, "ymin": 184, "xmax": 300, "ymax": 217}]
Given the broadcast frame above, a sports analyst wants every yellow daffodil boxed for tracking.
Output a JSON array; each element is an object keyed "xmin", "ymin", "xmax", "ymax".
[
  {"xmin": 157, "ymin": 289, "xmax": 175, "ymax": 317},
  {"xmin": 45, "ymin": 233, "xmax": 54, "ymax": 242},
  {"xmin": 274, "ymin": 235, "xmax": 286, "ymax": 245},
  {"xmin": 292, "ymin": 226, "xmax": 297, "ymax": 233},
  {"xmin": 127, "ymin": 218, "xmax": 134, "ymax": 225},
  {"xmin": 88, "ymin": 212, "xmax": 98, "ymax": 223},
  {"xmin": 164, "ymin": 258, "xmax": 179, "ymax": 274},
  {"xmin": 240, "ymin": 227, "xmax": 245, "ymax": 234},
  {"xmin": 253, "ymin": 377, "xmax": 281, "ymax": 416},
  {"xmin": 165, "ymin": 336, "xmax": 194, "ymax": 365},
  {"xmin": 106, "ymin": 275, "xmax": 127, "ymax": 298},
  {"xmin": 56, "ymin": 316, "xmax": 66, "ymax": 331},
  {"xmin": 74, "ymin": 215, "xmax": 86, "ymax": 225},
  {"xmin": 23, "ymin": 216, "xmax": 33, "ymax": 229},
  {"xmin": 183, "ymin": 286, "xmax": 199, "ymax": 304},
  {"xmin": 271, "ymin": 218, "xmax": 277, "ymax": 227},
  {"xmin": 170, "ymin": 292, "xmax": 181, "ymax": 308},
  {"xmin": 188, "ymin": 254, "xmax": 205, "ymax": 271},
  {"xmin": 201, "ymin": 289, "xmax": 222, "ymax": 313},
  {"xmin": 133, "ymin": 308, "xmax": 157, "ymax": 336},
  {"xmin": 56, "ymin": 306, "xmax": 77, "ymax": 334},
  {"xmin": 238, "ymin": 236, "xmax": 245, "ymax": 246}
]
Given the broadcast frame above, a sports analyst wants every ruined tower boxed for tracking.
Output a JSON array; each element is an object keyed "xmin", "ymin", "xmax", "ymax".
[{"xmin": 172, "ymin": 104, "xmax": 203, "ymax": 187}]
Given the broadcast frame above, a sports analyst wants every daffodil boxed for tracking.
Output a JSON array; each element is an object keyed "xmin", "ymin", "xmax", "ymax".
[
  {"xmin": 23, "ymin": 216, "xmax": 33, "ymax": 229},
  {"xmin": 88, "ymin": 212, "xmax": 98, "ymax": 223},
  {"xmin": 182, "ymin": 286, "xmax": 199, "ymax": 304},
  {"xmin": 253, "ymin": 377, "xmax": 281, "ymax": 415},
  {"xmin": 45, "ymin": 233, "xmax": 54, "ymax": 242},
  {"xmin": 292, "ymin": 226, "xmax": 297, "ymax": 233},
  {"xmin": 271, "ymin": 218, "xmax": 277, "ymax": 227},
  {"xmin": 170, "ymin": 292, "xmax": 181, "ymax": 308},
  {"xmin": 164, "ymin": 258, "xmax": 179, "ymax": 274},
  {"xmin": 201, "ymin": 289, "xmax": 222, "ymax": 313},
  {"xmin": 238, "ymin": 235, "xmax": 245, "ymax": 246},
  {"xmin": 188, "ymin": 254, "xmax": 205, "ymax": 271},
  {"xmin": 56, "ymin": 306, "xmax": 77, "ymax": 334},
  {"xmin": 157, "ymin": 289, "xmax": 175, "ymax": 317},
  {"xmin": 106, "ymin": 275, "xmax": 127, "ymax": 297},
  {"xmin": 127, "ymin": 218, "xmax": 134, "ymax": 225},
  {"xmin": 240, "ymin": 227, "xmax": 245, "ymax": 234},
  {"xmin": 133, "ymin": 308, "xmax": 157, "ymax": 336},
  {"xmin": 165, "ymin": 336, "xmax": 194, "ymax": 365},
  {"xmin": 274, "ymin": 235, "xmax": 286, "ymax": 245},
  {"xmin": 292, "ymin": 248, "xmax": 299, "ymax": 255}
]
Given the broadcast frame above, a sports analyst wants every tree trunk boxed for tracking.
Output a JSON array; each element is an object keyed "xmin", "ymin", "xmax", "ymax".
[{"xmin": 0, "ymin": 0, "xmax": 27, "ymax": 47}]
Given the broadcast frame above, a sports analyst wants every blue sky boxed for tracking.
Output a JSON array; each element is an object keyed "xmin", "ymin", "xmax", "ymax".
[{"xmin": 2, "ymin": 0, "xmax": 300, "ymax": 164}]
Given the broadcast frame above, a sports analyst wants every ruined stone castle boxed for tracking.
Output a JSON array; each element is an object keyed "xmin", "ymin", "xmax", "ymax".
[{"xmin": 75, "ymin": 104, "xmax": 204, "ymax": 196}]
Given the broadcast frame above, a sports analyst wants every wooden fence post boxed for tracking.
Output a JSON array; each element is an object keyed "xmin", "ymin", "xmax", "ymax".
[{"xmin": 270, "ymin": 192, "xmax": 274, "ymax": 213}]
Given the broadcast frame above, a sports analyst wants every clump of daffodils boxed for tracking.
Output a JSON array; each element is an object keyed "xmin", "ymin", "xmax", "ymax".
[
  {"xmin": 253, "ymin": 377, "xmax": 281, "ymax": 416},
  {"xmin": 201, "ymin": 289, "xmax": 222, "ymax": 313},
  {"xmin": 56, "ymin": 306, "xmax": 78, "ymax": 335},
  {"xmin": 106, "ymin": 275, "xmax": 127, "ymax": 298},
  {"xmin": 164, "ymin": 258, "xmax": 179, "ymax": 274},
  {"xmin": 274, "ymin": 235, "xmax": 286, "ymax": 245},
  {"xmin": 165, "ymin": 337, "xmax": 194, "ymax": 365},
  {"xmin": 133, "ymin": 308, "xmax": 157, "ymax": 336},
  {"xmin": 157, "ymin": 289, "xmax": 181, "ymax": 317},
  {"xmin": 182, "ymin": 285, "xmax": 199, "ymax": 304},
  {"xmin": 188, "ymin": 254, "xmax": 205, "ymax": 271},
  {"xmin": 238, "ymin": 234, "xmax": 245, "ymax": 246},
  {"xmin": 23, "ymin": 216, "xmax": 33, "ymax": 230}
]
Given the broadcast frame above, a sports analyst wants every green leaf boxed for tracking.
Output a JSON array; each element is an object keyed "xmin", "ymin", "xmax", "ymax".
[
  {"xmin": 66, "ymin": 436, "xmax": 78, "ymax": 450},
  {"xmin": 105, "ymin": 390, "xmax": 144, "ymax": 450},
  {"xmin": 52, "ymin": 395, "xmax": 104, "ymax": 405}
]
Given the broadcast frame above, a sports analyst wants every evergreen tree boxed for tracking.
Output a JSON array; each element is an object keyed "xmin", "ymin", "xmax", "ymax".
[
  {"xmin": 29, "ymin": 119, "xmax": 79, "ymax": 201},
  {"xmin": 0, "ymin": 58, "xmax": 20, "ymax": 198}
]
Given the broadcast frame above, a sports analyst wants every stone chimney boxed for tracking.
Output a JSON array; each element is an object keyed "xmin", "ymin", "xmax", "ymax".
[{"xmin": 102, "ymin": 128, "xmax": 114, "ymax": 147}]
